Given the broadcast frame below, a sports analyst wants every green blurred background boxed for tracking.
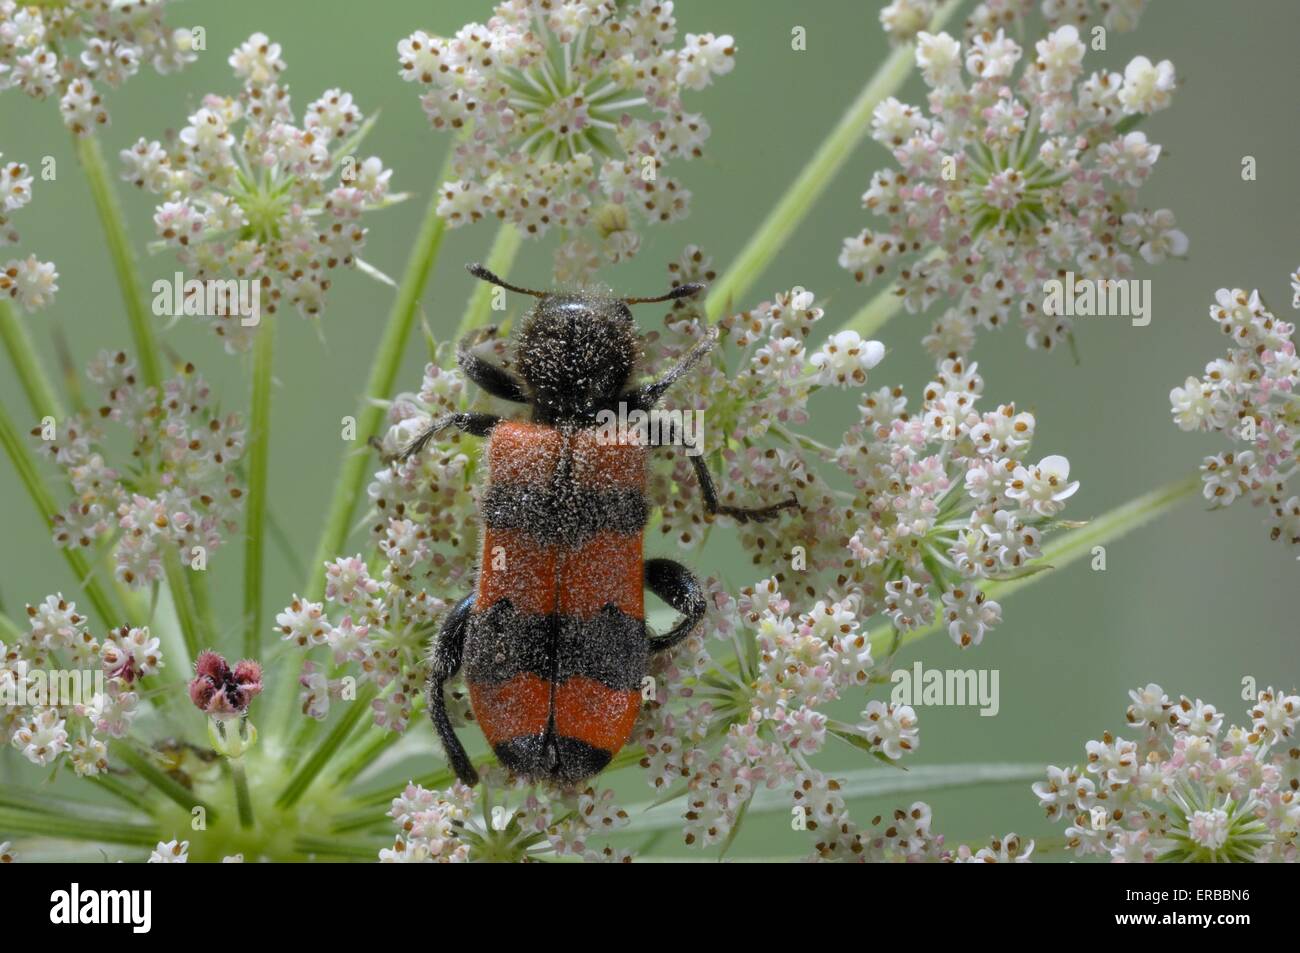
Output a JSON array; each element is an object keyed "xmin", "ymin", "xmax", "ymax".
[{"xmin": 2, "ymin": 0, "xmax": 1297, "ymax": 859}]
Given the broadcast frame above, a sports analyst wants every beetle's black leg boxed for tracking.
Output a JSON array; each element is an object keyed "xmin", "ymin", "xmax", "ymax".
[
  {"xmin": 622, "ymin": 327, "xmax": 719, "ymax": 411},
  {"xmin": 648, "ymin": 417, "xmax": 800, "ymax": 523},
  {"xmin": 427, "ymin": 592, "xmax": 479, "ymax": 786},
  {"xmin": 683, "ymin": 451, "xmax": 800, "ymax": 523},
  {"xmin": 458, "ymin": 327, "xmax": 528, "ymax": 403},
  {"xmin": 401, "ymin": 411, "xmax": 500, "ymax": 460},
  {"xmin": 645, "ymin": 558, "xmax": 706, "ymax": 654}
]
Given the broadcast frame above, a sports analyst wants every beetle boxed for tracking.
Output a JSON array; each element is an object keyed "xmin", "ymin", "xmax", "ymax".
[{"xmin": 403, "ymin": 263, "xmax": 798, "ymax": 786}]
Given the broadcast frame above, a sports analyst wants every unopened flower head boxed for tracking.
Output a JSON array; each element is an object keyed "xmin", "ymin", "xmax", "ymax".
[
  {"xmin": 843, "ymin": 25, "xmax": 1182, "ymax": 355},
  {"xmin": 398, "ymin": 1, "xmax": 735, "ymax": 273},
  {"xmin": 0, "ymin": 0, "xmax": 197, "ymax": 135},
  {"xmin": 1170, "ymin": 273, "xmax": 1300, "ymax": 558},
  {"xmin": 37, "ymin": 351, "xmax": 246, "ymax": 588},
  {"xmin": 189, "ymin": 650, "xmax": 262, "ymax": 720},
  {"xmin": 121, "ymin": 34, "xmax": 399, "ymax": 349},
  {"xmin": 0, "ymin": 152, "xmax": 57, "ymax": 310}
]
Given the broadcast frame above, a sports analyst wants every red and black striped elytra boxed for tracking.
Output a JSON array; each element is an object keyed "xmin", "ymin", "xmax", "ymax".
[
  {"xmin": 469, "ymin": 421, "xmax": 649, "ymax": 782},
  {"xmin": 405, "ymin": 264, "xmax": 799, "ymax": 787}
]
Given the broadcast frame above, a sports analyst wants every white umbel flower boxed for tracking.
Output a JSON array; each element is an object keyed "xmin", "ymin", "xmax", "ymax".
[
  {"xmin": 859, "ymin": 700, "xmax": 920, "ymax": 760},
  {"xmin": 398, "ymin": 1, "xmax": 737, "ymax": 273}
]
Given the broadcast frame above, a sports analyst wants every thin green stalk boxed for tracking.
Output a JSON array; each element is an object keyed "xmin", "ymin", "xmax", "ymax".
[
  {"xmin": 0, "ymin": 303, "xmax": 151, "ymax": 629},
  {"xmin": 0, "ymin": 609, "xmax": 21, "ymax": 641},
  {"xmin": 276, "ymin": 684, "xmax": 378, "ymax": 809},
  {"xmin": 0, "ymin": 299, "xmax": 64, "ymax": 419},
  {"xmin": 229, "ymin": 759, "xmax": 255, "ymax": 829},
  {"xmin": 333, "ymin": 725, "xmax": 403, "ymax": 787},
  {"xmin": 836, "ymin": 247, "xmax": 945, "ymax": 337},
  {"xmin": 161, "ymin": 546, "xmax": 201, "ymax": 665},
  {"xmin": 109, "ymin": 741, "xmax": 217, "ymax": 819},
  {"xmin": 0, "ymin": 806, "xmax": 160, "ymax": 847},
  {"xmin": 188, "ymin": 566, "xmax": 219, "ymax": 651},
  {"xmin": 704, "ymin": 0, "xmax": 962, "ymax": 321},
  {"xmin": 76, "ymin": 133, "xmax": 162, "ymax": 389},
  {"xmin": 0, "ymin": 398, "xmax": 118, "ymax": 627},
  {"xmin": 243, "ymin": 317, "xmax": 275, "ymax": 660},
  {"xmin": 81, "ymin": 771, "xmax": 159, "ymax": 817},
  {"xmin": 283, "ymin": 146, "xmax": 460, "ymax": 733},
  {"xmin": 294, "ymin": 834, "xmax": 383, "ymax": 860},
  {"xmin": 867, "ymin": 474, "xmax": 1202, "ymax": 657},
  {"xmin": 836, "ymin": 279, "xmax": 905, "ymax": 337},
  {"xmin": 455, "ymin": 223, "xmax": 522, "ymax": 339},
  {"xmin": 304, "ymin": 191, "xmax": 447, "ymax": 603}
]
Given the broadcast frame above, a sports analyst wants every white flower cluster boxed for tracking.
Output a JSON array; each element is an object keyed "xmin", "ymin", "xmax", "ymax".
[
  {"xmin": 1035, "ymin": 683, "xmax": 1300, "ymax": 862},
  {"xmin": 1, "ymin": 593, "xmax": 161, "ymax": 776},
  {"xmin": 0, "ymin": 0, "xmax": 196, "ymax": 134},
  {"xmin": 629, "ymin": 575, "xmax": 1033, "ymax": 861},
  {"xmin": 843, "ymin": 24, "xmax": 1182, "ymax": 354},
  {"xmin": 379, "ymin": 774, "xmax": 633, "ymax": 863},
  {"xmin": 37, "ymin": 352, "xmax": 246, "ymax": 589},
  {"xmin": 840, "ymin": 356, "xmax": 1078, "ymax": 646},
  {"xmin": 121, "ymin": 34, "xmax": 398, "ymax": 350},
  {"xmin": 967, "ymin": 0, "xmax": 1149, "ymax": 37},
  {"xmin": 398, "ymin": 0, "xmax": 735, "ymax": 272},
  {"xmin": 1170, "ymin": 274, "xmax": 1300, "ymax": 558},
  {"xmin": 640, "ymin": 249, "xmax": 1075, "ymax": 647},
  {"xmin": 0, "ymin": 152, "xmax": 57, "ymax": 311}
]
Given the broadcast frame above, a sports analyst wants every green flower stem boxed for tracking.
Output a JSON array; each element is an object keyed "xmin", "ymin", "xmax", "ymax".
[
  {"xmin": 303, "ymin": 193, "xmax": 447, "ymax": 602},
  {"xmin": 81, "ymin": 771, "xmax": 160, "ymax": 817},
  {"xmin": 276, "ymin": 683, "xmax": 379, "ymax": 809},
  {"xmin": 243, "ymin": 317, "xmax": 275, "ymax": 660},
  {"xmin": 332, "ymin": 725, "xmax": 402, "ymax": 787},
  {"xmin": 0, "ymin": 609, "xmax": 21, "ymax": 642},
  {"xmin": 187, "ymin": 565, "xmax": 219, "ymax": 650},
  {"xmin": 229, "ymin": 758, "xmax": 255, "ymax": 829},
  {"xmin": 0, "ymin": 299, "xmax": 64, "ymax": 419},
  {"xmin": 282, "ymin": 147, "xmax": 460, "ymax": 734},
  {"xmin": 110, "ymin": 741, "xmax": 217, "ymax": 819},
  {"xmin": 455, "ymin": 223, "xmax": 522, "ymax": 340},
  {"xmin": 0, "ymin": 806, "xmax": 160, "ymax": 848},
  {"xmin": 835, "ymin": 247, "xmax": 946, "ymax": 337},
  {"xmin": 836, "ymin": 279, "xmax": 905, "ymax": 337},
  {"xmin": 161, "ymin": 546, "xmax": 202, "ymax": 665},
  {"xmin": 867, "ymin": 473, "xmax": 1202, "ymax": 657},
  {"xmin": 75, "ymin": 133, "xmax": 162, "ymax": 390},
  {"xmin": 294, "ymin": 834, "xmax": 383, "ymax": 860},
  {"xmin": 703, "ymin": 0, "xmax": 962, "ymax": 322},
  {"xmin": 0, "ymin": 303, "xmax": 152, "ymax": 629},
  {"xmin": 0, "ymin": 398, "xmax": 118, "ymax": 627}
]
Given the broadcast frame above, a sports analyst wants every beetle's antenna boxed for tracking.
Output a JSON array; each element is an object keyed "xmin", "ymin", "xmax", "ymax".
[
  {"xmin": 624, "ymin": 282, "xmax": 706, "ymax": 305},
  {"xmin": 466, "ymin": 263, "xmax": 548, "ymax": 298}
]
